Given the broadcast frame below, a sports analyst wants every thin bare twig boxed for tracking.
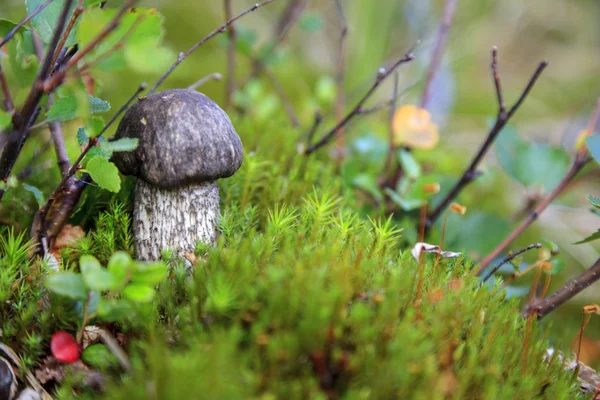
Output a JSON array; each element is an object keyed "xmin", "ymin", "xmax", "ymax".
[
  {"xmin": 525, "ymin": 257, "xmax": 600, "ymax": 320},
  {"xmin": 50, "ymin": 0, "xmax": 85, "ymax": 68},
  {"xmin": 0, "ymin": 0, "xmax": 54, "ymax": 48},
  {"xmin": 224, "ymin": 0, "xmax": 236, "ymax": 108},
  {"xmin": 334, "ymin": 0, "xmax": 348, "ymax": 155},
  {"xmin": 303, "ymin": 110, "xmax": 322, "ymax": 150},
  {"xmin": 0, "ymin": 0, "xmax": 74, "ymax": 200},
  {"xmin": 420, "ymin": 0, "xmax": 458, "ymax": 109},
  {"xmin": 42, "ymin": 0, "xmax": 136, "ymax": 93},
  {"xmin": 480, "ymin": 243, "xmax": 542, "ymax": 284},
  {"xmin": 188, "ymin": 73, "xmax": 222, "ymax": 90},
  {"xmin": 426, "ymin": 48, "xmax": 548, "ymax": 226},
  {"xmin": 148, "ymin": 0, "xmax": 280, "ymax": 95},
  {"xmin": 477, "ymin": 99, "xmax": 600, "ymax": 273},
  {"xmin": 303, "ymin": 47, "xmax": 416, "ymax": 155}
]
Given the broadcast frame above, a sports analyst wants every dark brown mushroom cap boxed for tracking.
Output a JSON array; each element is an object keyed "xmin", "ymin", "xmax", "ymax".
[{"xmin": 112, "ymin": 89, "xmax": 243, "ymax": 189}]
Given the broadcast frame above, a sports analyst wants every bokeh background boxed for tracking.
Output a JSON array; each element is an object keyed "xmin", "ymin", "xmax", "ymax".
[{"xmin": 1, "ymin": 0, "xmax": 600, "ymax": 363}]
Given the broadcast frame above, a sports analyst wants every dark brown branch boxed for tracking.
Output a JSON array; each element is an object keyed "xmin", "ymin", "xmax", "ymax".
[
  {"xmin": 32, "ymin": 31, "xmax": 71, "ymax": 176},
  {"xmin": 426, "ymin": 49, "xmax": 548, "ymax": 226},
  {"xmin": 224, "ymin": 0, "xmax": 236, "ymax": 108},
  {"xmin": 42, "ymin": 0, "xmax": 136, "ymax": 93},
  {"xmin": 148, "ymin": 0, "xmax": 280, "ymax": 95},
  {"xmin": 303, "ymin": 48, "xmax": 416, "ymax": 155},
  {"xmin": 477, "ymin": 99, "xmax": 600, "ymax": 273},
  {"xmin": 334, "ymin": 0, "xmax": 348, "ymax": 154},
  {"xmin": 0, "ymin": 0, "xmax": 54, "ymax": 48},
  {"xmin": 0, "ymin": 0, "xmax": 74, "ymax": 200},
  {"xmin": 420, "ymin": 0, "xmax": 457, "ymax": 109},
  {"xmin": 480, "ymin": 243, "xmax": 542, "ymax": 283},
  {"xmin": 524, "ymin": 257, "xmax": 600, "ymax": 320},
  {"xmin": 0, "ymin": 63, "xmax": 14, "ymax": 113}
]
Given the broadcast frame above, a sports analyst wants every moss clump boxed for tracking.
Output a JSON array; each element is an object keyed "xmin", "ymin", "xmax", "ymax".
[{"xmin": 1, "ymin": 116, "xmax": 580, "ymax": 399}]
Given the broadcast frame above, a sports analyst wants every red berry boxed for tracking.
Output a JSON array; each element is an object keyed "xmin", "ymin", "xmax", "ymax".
[{"xmin": 50, "ymin": 331, "xmax": 81, "ymax": 363}]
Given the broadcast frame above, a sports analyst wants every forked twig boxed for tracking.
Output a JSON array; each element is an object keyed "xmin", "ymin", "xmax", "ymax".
[
  {"xmin": 303, "ymin": 46, "xmax": 417, "ymax": 155},
  {"xmin": 427, "ymin": 48, "xmax": 548, "ymax": 226}
]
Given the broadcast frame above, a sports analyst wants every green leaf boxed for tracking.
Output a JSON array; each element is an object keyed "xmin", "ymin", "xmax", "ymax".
[
  {"xmin": 101, "ymin": 138, "xmax": 138, "ymax": 153},
  {"xmin": 82, "ymin": 344, "xmax": 119, "ymax": 369},
  {"xmin": 77, "ymin": 127, "xmax": 89, "ymax": 146},
  {"xmin": 80, "ymin": 255, "xmax": 118, "ymax": 291},
  {"xmin": 352, "ymin": 174, "xmax": 383, "ymax": 203},
  {"xmin": 107, "ymin": 251, "xmax": 132, "ymax": 284},
  {"xmin": 0, "ymin": 110, "xmax": 11, "ymax": 131},
  {"xmin": 574, "ymin": 230, "xmax": 600, "ymax": 245},
  {"xmin": 0, "ymin": 19, "xmax": 23, "ymax": 38},
  {"xmin": 299, "ymin": 14, "xmax": 324, "ymax": 33},
  {"xmin": 124, "ymin": 41, "xmax": 174, "ymax": 73},
  {"xmin": 588, "ymin": 194, "xmax": 600, "ymax": 209},
  {"xmin": 550, "ymin": 259, "xmax": 565, "ymax": 275},
  {"xmin": 7, "ymin": 33, "xmax": 39, "ymax": 88},
  {"xmin": 397, "ymin": 149, "xmax": 421, "ymax": 179},
  {"xmin": 131, "ymin": 262, "xmax": 167, "ymax": 286},
  {"xmin": 495, "ymin": 127, "xmax": 571, "ymax": 192},
  {"xmin": 45, "ymin": 272, "xmax": 88, "ymax": 300},
  {"xmin": 384, "ymin": 188, "xmax": 423, "ymax": 211},
  {"xmin": 46, "ymin": 95, "xmax": 110, "ymax": 122},
  {"xmin": 27, "ymin": 0, "xmax": 77, "ymax": 46},
  {"xmin": 122, "ymin": 284, "xmax": 155, "ymax": 303},
  {"xmin": 23, "ymin": 184, "xmax": 44, "ymax": 206},
  {"xmin": 315, "ymin": 76, "xmax": 336, "ymax": 106},
  {"xmin": 97, "ymin": 298, "xmax": 132, "ymax": 321},
  {"xmin": 586, "ymin": 135, "xmax": 600, "ymax": 163},
  {"xmin": 86, "ymin": 157, "xmax": 121, "ymax": 193}
]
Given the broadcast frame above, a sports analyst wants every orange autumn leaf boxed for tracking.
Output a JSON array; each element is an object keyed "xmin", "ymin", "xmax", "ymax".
[{"xmin": 392, "ymin": 105, "xmax": 439, "ymax": 149}]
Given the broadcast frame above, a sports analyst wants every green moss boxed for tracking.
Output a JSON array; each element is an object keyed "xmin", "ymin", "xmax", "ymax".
[{"xmin": 1, "ymin": 116, "xmax": 581, "ymax": 398}]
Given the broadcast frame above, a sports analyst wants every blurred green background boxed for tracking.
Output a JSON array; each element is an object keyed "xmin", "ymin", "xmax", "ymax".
[{"xmin": 1, "ymin": 0, "xmax": 599, "ymax": 363}]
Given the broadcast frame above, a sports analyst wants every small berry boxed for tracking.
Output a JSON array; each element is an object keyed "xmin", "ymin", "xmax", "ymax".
[{"xmin": 51, "ymin": 331, "xmax": 81, "ymax": 364}]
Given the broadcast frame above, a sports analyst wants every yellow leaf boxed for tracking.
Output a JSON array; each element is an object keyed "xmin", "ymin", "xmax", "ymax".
[
  {"xmin": 575, "ymin": 129, "xmax": 590, "ymax": 152},
  {"xmin": 392, "ymin": 105, "xmax": 439, "ymax": 149}
]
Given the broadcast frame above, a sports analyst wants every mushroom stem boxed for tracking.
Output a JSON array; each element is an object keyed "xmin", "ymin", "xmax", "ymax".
[{"xmin": 133, "ymin": 179, "xmax": 220, "ymax": 260}]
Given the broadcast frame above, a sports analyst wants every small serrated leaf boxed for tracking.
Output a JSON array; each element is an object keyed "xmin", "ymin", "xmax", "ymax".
[
  {"xmin": 122, "ymin": 284, "xmax": 155, "ymax": 302},
  {"xmin": 77, "ymin": 128, "xmax": 89, "ymax": 147},
  {"xmin": 80, "ymin": 255, "xmax": 118, "ymax": 291},
  {"xmin": 101, "ymin": 137, "xmax": 139, "ymax": 153},
  {"xmin": 588, "ymin": 194, "xmax": 600, "ymax": 209},
  {"xmin": 45, "ymin": 272, "xmax": 88, "ymax": 300},
  {"xmin": 86, "ymin": 157, "xmax": 121, "ymax": 193},
  {"xmin": 47, "ymin": 95, "xmax": 110, "ymax": 122}
]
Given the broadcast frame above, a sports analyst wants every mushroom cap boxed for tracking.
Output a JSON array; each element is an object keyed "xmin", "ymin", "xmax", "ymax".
[{"xmin": 112, "ymin": 89, "xmax": 243, "ymax": 189}]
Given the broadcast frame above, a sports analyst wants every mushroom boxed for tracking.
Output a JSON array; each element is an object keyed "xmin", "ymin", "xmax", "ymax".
[{"xmin": 112, "ymin": 89, "xmax": 243, "ymax": 260}]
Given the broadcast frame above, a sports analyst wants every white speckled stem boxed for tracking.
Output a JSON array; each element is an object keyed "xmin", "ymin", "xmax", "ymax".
[{"xmin": 133, "ymin": 179, "xmax": 220, "ymax": 260}]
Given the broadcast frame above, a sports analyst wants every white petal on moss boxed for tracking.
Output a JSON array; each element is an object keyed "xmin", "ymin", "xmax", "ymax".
[{"xmin": 411, "ymin": 242, "xmax": 461, "ymax": 262}]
